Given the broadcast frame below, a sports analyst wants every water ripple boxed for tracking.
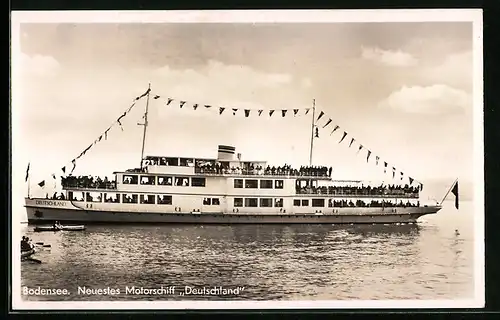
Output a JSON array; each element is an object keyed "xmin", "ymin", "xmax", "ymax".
[{"xmin": 20, "ymin": 206, "xmax": 475, "ymax": 301}]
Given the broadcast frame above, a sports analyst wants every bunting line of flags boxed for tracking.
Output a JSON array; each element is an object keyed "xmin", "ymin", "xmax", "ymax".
[
  {"xmin": 151, "ymin": 94, "xmax": 312, "ymax": 118},
  {"xmin": 33, "ymin": 88, "xmax": 151, "ymax": 189},
  {"xmin": 151, "ymin": 92, "xmax": 423, "ymax": 189},
  {"xmin": 311, "ymin": 109, "xmax": 424, "ymax": 190},
  {"xmin": 30, "ymin": 87, "xmax": 424, "ymax": 191}
]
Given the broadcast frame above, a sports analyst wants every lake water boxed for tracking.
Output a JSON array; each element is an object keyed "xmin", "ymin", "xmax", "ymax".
[{"xmin": 19, "ymin": 200, "xmax": 476, "ymax": 301}]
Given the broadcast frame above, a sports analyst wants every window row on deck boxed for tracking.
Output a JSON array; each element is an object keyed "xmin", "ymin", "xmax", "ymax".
[
  {"xmin": 292, "ymin": 199, "xmax": 336, "ymax": 207},
  {"xmin": 233, "ymin": 179, "xmax": 284, "ymax": 189},
  {"xmin": 122, "ymin": 174, "xmax": 206, "ymax": 187},
  {"xmin": 120, "ymin": 175, "xmax": 286, "ymax": 190},
  {"xmin": 67, "ymin": 191, "xmax": 220, "ymax": 206},
  {"xmin": 230, "ymin": 198, "xmax": 328, "ymax": 208},
  {"xmin": 233, "ymin": 198, "xmax": 284, "ymax": 208}
]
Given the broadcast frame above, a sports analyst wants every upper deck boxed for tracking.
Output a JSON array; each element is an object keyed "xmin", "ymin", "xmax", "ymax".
[{"xmin": 127, "ymin": 144, "xmax": 333, "ymax": 180}]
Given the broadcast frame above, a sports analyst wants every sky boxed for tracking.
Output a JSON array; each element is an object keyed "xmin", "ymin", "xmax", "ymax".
[{"xmin": 11, "ymin": 14, "xmax": 479, "ymax": 208}]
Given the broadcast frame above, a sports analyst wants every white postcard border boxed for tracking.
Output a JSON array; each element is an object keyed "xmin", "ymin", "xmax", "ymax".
[{"xmin": 10, "ymin": 9, "xmax": 484, "ymax": 310}]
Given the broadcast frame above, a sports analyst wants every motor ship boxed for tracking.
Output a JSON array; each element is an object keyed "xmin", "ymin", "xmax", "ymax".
[{"xmin": 24, "ymin": 87, "xmax": 451, "ymax": 224}]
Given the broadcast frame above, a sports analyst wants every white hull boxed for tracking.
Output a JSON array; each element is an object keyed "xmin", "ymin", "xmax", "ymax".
[{"xmin": 25, "ymin": 198, "xmax": 440, "ymax": 225}]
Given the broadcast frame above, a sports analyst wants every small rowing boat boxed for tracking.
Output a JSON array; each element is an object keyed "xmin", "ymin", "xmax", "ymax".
[{"xmin": 34, "ymin": 225, "xmax": 86, "ymax": 232}]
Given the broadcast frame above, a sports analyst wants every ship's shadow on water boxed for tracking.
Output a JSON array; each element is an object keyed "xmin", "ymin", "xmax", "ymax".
[{"xmin": 20, "ymin": 221, "xmax": 472, "ymax": 301}]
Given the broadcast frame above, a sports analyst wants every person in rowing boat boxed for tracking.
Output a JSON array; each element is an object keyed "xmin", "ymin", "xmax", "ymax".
[
  {"xmin": 21, "ymin": 236, "xmax": 32, "ymax": 251},
  {"xmin": 53, "ymin": 221, "xmax": 62, "ymax": 230}
]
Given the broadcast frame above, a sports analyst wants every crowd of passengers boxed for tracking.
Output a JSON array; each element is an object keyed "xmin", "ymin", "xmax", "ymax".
[
  {"xmin": 46, "ymin": 192, "xmax": 68, "ymax": 200},
  {"xmin": 196, "ymin": 163, "xmax": 332, "ymax": 177},
  {"xmin": 61, "ymin": 175, "xmax": 116, "ymax": 189},
  {"xmin": 297, "ymin": 184, "xmax": 419, "ymax": 197},
  {"xmin": 331, "ymin": 199, "xmax": 419, "ymax": 208},
  {"xmin": 46, "ymin": 191, "xmax": 118, "ymax": 203}
]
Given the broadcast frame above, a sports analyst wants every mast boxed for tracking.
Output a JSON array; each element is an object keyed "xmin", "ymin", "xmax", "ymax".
[
  {"xmin": 309, "ymin": 99, "xmax": 316, "ymax": 166},
  {"xmin": 139, "ymin": 83, "xmax": 151, "ymax": 169},
  {"xmin": 27, "ymin": 175, "xmax": 31, "ymax": 199}
]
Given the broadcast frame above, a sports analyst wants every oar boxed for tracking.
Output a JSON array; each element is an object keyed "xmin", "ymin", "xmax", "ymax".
[{"xmin": 35, "ymin": 242, "xmax": 51, "ymax": 248}]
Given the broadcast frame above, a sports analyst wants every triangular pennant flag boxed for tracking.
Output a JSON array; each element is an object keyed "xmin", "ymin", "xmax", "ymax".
[
  {"xmin": 84, "ymin": 144, "xmax": 92, "ymax": 154},
  {"xmin": 205, "ymin": 105, "xmax": 212, "ymax": 109},
  {"xmin": 61, "ymin": 166, "xmax": 66, "ymax": 174},
  {"xmin": 135, "ymin": 88, "xmax": 151, "ymax": 101},
  {"xmin": 98, "ymin": 135, "xmax": 102, "ymax": 142},
  {"xmin": 376, "ymin": 156, "xmax": 380, "ymax": 165},
  {"xmin": 315, "ymin": 127, "xmax": 319, "ymax": 138},
  {"xmin": 219, "ymin": 107, "xmax": 225, "ymax": 115},
  {"xmin": 384, "ymin": 162, "xmax": 388, "ymax": 173},
  {"xmin": 451, "ymin": 181, "xmax": 459, "ymax": 209},
  {"xmin": 392, "ymin": 167, "xmax": 396, "ymax": 179},
  {"xmin": 193, "ymin": 104, "xmax": 198, "ymax": 110},
  {"xmin": 25, "ymin": 163, "xmax": 30, "ymax": 182},
  {"xmin": 305, "ymin": 108, "xmax": 310, "ymax": 115},
  {"xmin": 400, "ymin": 172, "xmax": 403, "ymax": 180},
  {"xmin": 71, "ymin": 159, "xmax": 76, "ymax": 174},
  {"xmin": 245, "ymin": 109, "xmax": 250, "ymax": 117},
  {"xmin": 232, "ymin": 108, "xmax": 238, "ymax": 116},
  {"xmin": 117, "ymin": 112, "xmax": 126, "ymax": 125},
  {"xmin": 293, "ymin": 109, "xmax": 299, "ymax": 116},
  {"xmin": 367, "ymin": 150, "xmax": 372, "ymax": 163},
  {"xmin": 281, "ymin": 110, "xmax": 286, "ymax": 117},
  {"xmin": 316, "ymin": 111, "xmax": 325, "ymax": 122},
  {"xmin": 166, "ymin": 98, "xmax": 173, "ymax": 106},
  {"xmin": 357, "ymin": 145, "xmax": 363, "ymax": 153},
  {"xmin": 330, "ymin": 125, "xmax": 340, "ymax": 136},
  {"xmin": 38, "ymin": 180, "xmax": 45, "ymax": 187},
  {"xmin": 153, "ymin": 95, "xmax": 160, "ymax": 99},
  {"xmin": 349, "ymin": 138, "xmax": 355, "ymax": 148},
  {"xmin": 420, "ymin": 182, "xmax": 424, "ymax": 191},
  {"xmin": 269, "ymin": 110, "xmax": 275, "ymax": 117},
  {"xmin": 258, "ymin": 110, "xmax": 263, "ymax": 116},
  {"xmin": 52, "ymin": 174, "xmax": 56, "ymax": 180},
  {"xmin": 409, "ymin": 177, "xmax": 414, "ymax": 185},
  {"xmin": 179, "ymin": 101, "xmax": 186, "ymax": 108},
  {"xmin": 322, "ymin": 119, "xmax": 332, "ymax": 128},
  {"xmin": 105, "ymin": 128, "xmax": 110, "ymax": 140},
  {"xmin": 339, "ymin": 132, "xmax": 347, "ymax": 143}
]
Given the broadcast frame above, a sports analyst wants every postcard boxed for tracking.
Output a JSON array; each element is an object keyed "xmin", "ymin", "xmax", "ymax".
[{"xmin": 11, "ymin": 9, "xmax": 484, "ymax": 310}]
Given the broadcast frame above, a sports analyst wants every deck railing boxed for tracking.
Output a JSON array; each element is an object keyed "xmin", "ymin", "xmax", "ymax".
[
  {"xmin": 295, "ymin": 188, "xmax": 419, "ymax": 198},
  {"xmin": 62, "ymin": 182, "xmax": 117, "ymax": 190},
  {"xmin": 194, "ymin": 167, "xmax": 331, "ymax": 179}
]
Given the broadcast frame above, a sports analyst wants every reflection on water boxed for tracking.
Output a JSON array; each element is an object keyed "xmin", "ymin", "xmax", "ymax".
[{"xmin": 19, "ymin": 203, "xmax": 475, "ymax": 301}]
